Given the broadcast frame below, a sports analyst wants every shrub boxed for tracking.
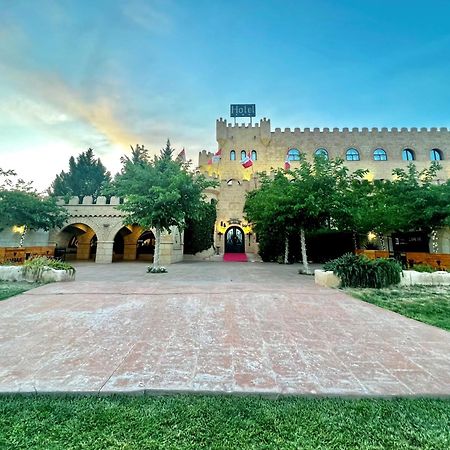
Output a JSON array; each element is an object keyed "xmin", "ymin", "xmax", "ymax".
[
  {"xmin": 324, "ymin": 253, "xmax": 401, "ymax": 288},
  {"xmin": 412, "ymin": 263, "xmax": 435, "ymax": 273},
  {"xmin": 23, "ymin": 256, "xmax": 75, "ymax": 278},
  {"xmin": 147, "ymin": 266, "xmax": 168, "ymax": 274}
]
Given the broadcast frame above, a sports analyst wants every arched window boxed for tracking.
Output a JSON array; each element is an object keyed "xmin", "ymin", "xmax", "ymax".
[
  {"xmin": 373, "ymin": 148, "xmax": 387, "ymax": 161},
  {"xmin": 240, "ymin": 150, "xmax": 247, "ymax": 161},
  {"xmin": 430, "ymin": 148, "xmax": 443, "ymax": 161},
  {"xmin": 402, "ymin": 148, "xmax": 415, "ymax": 161},
  {"xmin": 315, "ymin": 148, "xmax": 328, "ymax": 159},
  {"xmin": 346, "ymin": 148, "xmax": 360, "ymax": 161},
  {"xmin": 230, "ymin": 150, "xmax": 236, "ymax": 161},
  {"xmin": 251, "ymin": 150, "xmax": 257, "ymax": 161},
  {"xmin": 287, "ymin": 148, "xmax": 301, "ymax": 161}
]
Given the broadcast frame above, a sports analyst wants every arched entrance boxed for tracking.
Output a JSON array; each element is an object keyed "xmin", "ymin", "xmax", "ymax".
[
  {"xmin": 137, "ymin": 230, "xmax": 155, "ymax": 261},
  {"xmin": 57, "ymin": 223, "xmax": 97, "ymax": 261},
  {"xmin": 225, "ymin": 226, "xmax": 245, "ymax": 253}
]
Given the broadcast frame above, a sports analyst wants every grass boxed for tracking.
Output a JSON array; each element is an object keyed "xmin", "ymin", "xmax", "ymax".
[
  {"xmin": 347, "ymin": 285, "xmax": 450, "ymax": 331},
  {"xmin": 0, "ymin": 395, "xmax": 449, "ymax": 449},
  {"xmin": 0, "ymin": 281, "xmax": 40, "ymax": 301}
]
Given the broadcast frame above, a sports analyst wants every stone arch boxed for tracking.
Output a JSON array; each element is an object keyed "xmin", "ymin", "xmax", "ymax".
[{"xmin": 53, "ymin": 222, "xmax": 98, "ymax": 261}]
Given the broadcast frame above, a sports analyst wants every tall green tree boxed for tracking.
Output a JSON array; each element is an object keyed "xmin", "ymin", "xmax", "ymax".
[
  {"xmin": 111, "ymin": 141, "xmax": 216, "ymax": 270},
  {"xmin": 0, "ymin": 168, "xmax": 68, "ymax": 246},
  {"xmin": 245, "ymin": 157, "xmax": 367, "ymax": 272},
  {"xmin": 49, "ymin": 148, "xmax": 111, "ymax": 200}
]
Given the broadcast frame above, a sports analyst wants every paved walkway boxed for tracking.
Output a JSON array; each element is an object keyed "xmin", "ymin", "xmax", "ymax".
[{"xmin": 1, "ymin": 261, "xmax": 449, "ymax": 396}]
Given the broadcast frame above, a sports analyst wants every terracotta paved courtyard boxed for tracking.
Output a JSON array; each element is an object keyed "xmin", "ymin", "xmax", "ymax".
[{"xmin": 1, "ymin": 261, "xmax": 449, "ymax": 396}]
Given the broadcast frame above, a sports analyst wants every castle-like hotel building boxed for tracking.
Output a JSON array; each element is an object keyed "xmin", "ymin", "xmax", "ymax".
[{"xmin": 198, "ymin": 118, "xmax": 450, "ymax": 255}]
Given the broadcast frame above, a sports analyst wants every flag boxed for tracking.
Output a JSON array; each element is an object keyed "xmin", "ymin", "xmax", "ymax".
[
  {"xmin": 176, "ymin": 148, "xmax": 186, "ymax": 163},
  {"xmin": 212, "ymin": 148, "xmax": 222, "ymax": 163},
  {"xmin": 241, "ymin": 151, "xmax": 253, "ymax": 169},
  {"xmin": 284, "ymin": 154, "xmax": 291, "ymax": 170}
]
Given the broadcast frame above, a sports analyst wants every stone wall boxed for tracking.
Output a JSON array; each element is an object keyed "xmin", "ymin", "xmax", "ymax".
[{"xmin": 197, "ymin": 117, "xmax": 450, "ymax": 255}]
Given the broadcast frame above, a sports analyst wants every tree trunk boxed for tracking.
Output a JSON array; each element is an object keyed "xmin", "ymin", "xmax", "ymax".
[
  {"xmin": 378, "ymin": 232, "xmax": 386, "ymax": 250},
  {"xmin": 153, "ymin": 227, "xmax": 161, "ymax": 268},
  {"xmin": 352, "ymin": 231, "xmax": 358, "ymax": 251},
  {"xmin": 300, "ymin": 227, "xmax": 310, "ymax": 274},
  {"xmin": 284, "ymin": 234, "xmax": 289, "ymax": 264},
  {"xmin": 19, "ymin": 226, "xmax": 28, "ymax": 248}
]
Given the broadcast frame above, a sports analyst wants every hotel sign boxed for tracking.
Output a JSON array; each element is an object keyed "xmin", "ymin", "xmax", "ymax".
[{"xmin": 230, "ymin": 104, "xmax": 256, "ymax": 118}]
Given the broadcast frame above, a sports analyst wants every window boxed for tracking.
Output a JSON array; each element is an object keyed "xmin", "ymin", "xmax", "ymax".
[
  {"xmin": 287, "ymin": 148, "xmax": 301, "ymax": 161},
  {"xmin": 240, "ymin": 150, "xmax": 247, "ymax": 160},
  {"xmin": 402, "ymin": 148, "xmax": 415, "ymax": 161},
  {"xmin": 373, "ymin": 148, "xmax": 387, "ymax": 161},
  {"xmin": 430, "ymin": 148, "xmax": 443, "ymax": 161},
  {"xmin": 251, "ymin": 150, "xmax": 257, "ymax": 161},
  {"xmin": 230, "ymin": 150, "xmax": 236, "ymax": 161},
  {"xmin": 315, "ymin": 148, "xmax": 328, "ymax": 159},
  {"xmin": 346, "ymin": 148, "xmax": 360, "ymax": 161}
]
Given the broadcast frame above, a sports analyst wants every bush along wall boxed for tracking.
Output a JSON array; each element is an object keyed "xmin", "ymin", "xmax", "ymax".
[{"xmin": 323, "ymin": 253, "xmax": 401, "ymax": 288}]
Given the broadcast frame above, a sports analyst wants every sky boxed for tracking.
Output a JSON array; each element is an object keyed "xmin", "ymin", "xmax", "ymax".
[{"xmin": 1, "ymin": 0, "xmax": 450, "ymax": 191}]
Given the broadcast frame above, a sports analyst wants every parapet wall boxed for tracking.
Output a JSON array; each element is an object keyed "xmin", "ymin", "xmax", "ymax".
[
  {"xmin": 216, "ymin": 117, "xmax": 450, "ymax": 138},
  {"xmin": 57, "ymin": 196, "xmax": 122, "ymax": 206}
]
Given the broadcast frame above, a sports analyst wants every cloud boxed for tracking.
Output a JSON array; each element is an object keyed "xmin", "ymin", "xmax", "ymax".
[
  {"xmin": 120, "ymin": 0, "xmax": 173, "ymax": 32},
  {"xmin": 0, "ymin": 62, "xmax": 141, "ymax": 150}
]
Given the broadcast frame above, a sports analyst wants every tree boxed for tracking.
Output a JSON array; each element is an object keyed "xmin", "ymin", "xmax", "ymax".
[
  {"xmin": 0, "ymin": 168, "xmax": 68, "ymax": 246},
  {"xmin": 49, "ymin": 148, "xmax": 111, "ymax": 200},
  {"xmin": 245, "ymin": 157, "xmax": 368, "ymax": 273},
  {"xmin": 183, "ymin": 200, "xmax": 217, "ymax": 255},
  {"xmin": 111, "ymin": 141, "xmax": 216, "ymax": 270}
]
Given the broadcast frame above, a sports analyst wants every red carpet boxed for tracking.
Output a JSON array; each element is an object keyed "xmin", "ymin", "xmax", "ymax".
[{"xmin": 223, "ymin": 253, "xmax": 248, "ymax": 262}]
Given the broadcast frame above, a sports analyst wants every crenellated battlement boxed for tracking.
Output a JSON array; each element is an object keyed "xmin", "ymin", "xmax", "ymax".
[
  {"xmin": 271, "ymin": 126, "xmax": 449, "ymax": 136},
  {"xmin": 56, "ymin": 196, "xmax": 123, "ymax": 206}
]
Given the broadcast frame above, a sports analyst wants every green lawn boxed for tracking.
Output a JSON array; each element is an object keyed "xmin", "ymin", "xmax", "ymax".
[
  {"xmin": 347, "ymin": 285, "xmax": 450, "ymax": 331},
  {"xmin": 0, "ymin": 281, "xmax": 39, "ymax": 301},
  {"xmin": 0, "ymin": 395, "xmax": 449, "ymax": 449}
]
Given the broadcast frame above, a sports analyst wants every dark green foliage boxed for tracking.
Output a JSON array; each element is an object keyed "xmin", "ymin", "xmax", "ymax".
[
  {"xmin": 0, "ymin": 190, "xmax": 68, "ymax": 233},
  {"xmin": 324, "ymin": 253, "xmax": 402, "ymax": 288},
  {"xmin": 348, "ymin": 285, "xmax": 450, "ymax": 331},
  {"xmin": 49, "ymin": 148, "xmax": 111, "ymax": 200},
  {"xmin": 412, "ymin": 263, "xmax": 435, "ymax": 273},
  {"xmin": 0, "ymin": 395, "xmax": 449, "ymax": 449},
  {"xmin": 111, "ymin": 141, "xmax": 216, "ymax": 233},
  {"xmin": 23, "ymin": 256, "xmax": 75, "ymax": 273},
  {"xmin": 0, "ymin": 169, "xmax": 68, "ymax": 235},
  {"xmin": 184, "ymin": 200, "xmax": 217, "ymax": 254}
]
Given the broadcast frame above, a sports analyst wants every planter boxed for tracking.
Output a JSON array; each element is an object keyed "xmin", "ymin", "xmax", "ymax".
[
  {"xmin": 315, "ymin": 269, "xmax": 450, "ymax": 288},
  {"xmin": 314, "ymin": 270, "xmax": 341, "ymax": 288},
  {"xmin": 0, "ymin": 265, "xmax": 75, "ymax": 283}
]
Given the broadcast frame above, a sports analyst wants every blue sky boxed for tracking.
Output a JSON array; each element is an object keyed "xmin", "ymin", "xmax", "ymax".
[{"xmin": 1, "ymin": 0, "xmax": 450, "ymax": 190}]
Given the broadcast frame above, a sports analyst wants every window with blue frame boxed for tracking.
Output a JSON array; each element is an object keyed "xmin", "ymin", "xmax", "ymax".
[
  {"xmin": 346, "ymin": 148, "xmax": 360, "ymax": 161},
  {"xmin": 315, "ymin": 148, "xmax": 328, "ymax": 159},
  {"xmin": 430, "ymin": 148, "xmax": 443, "ymax": 161},
  {"xmin": 230, "ymin": 150, "xmax": 236, "ymax": 161},
  {"xmin": 287, "ymin": 148, "xmax": 301, "ymax": 161},
  {"xmin": 373, "ymin": 148, "xmax": 387, "ymax": 161},
  {"xmin": 402, "ymin": 148, "xmax": 415, "ymax": 161}
]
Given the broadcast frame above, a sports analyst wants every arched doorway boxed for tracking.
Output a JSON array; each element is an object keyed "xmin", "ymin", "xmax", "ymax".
[
  {"xmin": 225, "ymin": 226, "xmax": 245, "ymax": 253},
  {"xmin": 136, "ymin": 230, "xmax": 155, "ymax": 261},
  {"xmin": 113, "ymin": 226, "xmax": 133, "ymax": 261},
  {"xmin": 57, "ymin": 223, "xmax": 97, "ymax": 261}
]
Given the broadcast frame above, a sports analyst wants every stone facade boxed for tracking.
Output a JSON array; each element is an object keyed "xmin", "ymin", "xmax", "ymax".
[
  {"xmin": 47, "ymin": 196, "xmax": 183, "ymax": 265},
  {"xmin": 198, "ymin": 118, "xmax": 450, "ymax": 255}
]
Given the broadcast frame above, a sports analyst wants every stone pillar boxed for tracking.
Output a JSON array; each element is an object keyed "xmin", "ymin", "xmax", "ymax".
[
  {"xmin": 95, "ymin": 240, "xmax": 114, "ymax": 264},
  {"xmin": 77, "ymin": 243, "xmax": 91, "ymax": 260},
  {"xmin": 123, "ymin": 243, "xmax": 137, "ymax": 260}
]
